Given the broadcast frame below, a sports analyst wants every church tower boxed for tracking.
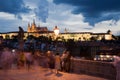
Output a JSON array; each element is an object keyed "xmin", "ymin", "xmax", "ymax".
[
  {"xmin": 31, "ymin": 19, "xmax": 37, "ymax": 32},
  {"xmin": 27, "ymin": 23, "xmax": 31, "ymax": 32},
  {"xmin": 64, "ymin": 28, "xmax": 68, "ymax": 33}
]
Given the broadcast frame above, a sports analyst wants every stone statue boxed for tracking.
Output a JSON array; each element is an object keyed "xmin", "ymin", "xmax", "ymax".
[
  {"xmin": 18, "ymin": 26, "xmax": 24, "ymax": 50},
  {"xmin": 18, "ymin": 26, "xmax": 24, "ymax": 40}
]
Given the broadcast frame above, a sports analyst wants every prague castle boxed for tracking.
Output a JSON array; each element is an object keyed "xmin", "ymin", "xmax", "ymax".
[
  {"xmin": 27, "ymin": 20, "xmax": 48, "ymax": 33},
  {"xmin": 0, "ymin": 20, "xmax": 113, "ymax": 41}
]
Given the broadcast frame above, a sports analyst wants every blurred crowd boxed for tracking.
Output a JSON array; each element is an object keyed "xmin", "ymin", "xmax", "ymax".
[{"xmin": 0, "ymin": 47, "xmax": 73, "ymax": 74}]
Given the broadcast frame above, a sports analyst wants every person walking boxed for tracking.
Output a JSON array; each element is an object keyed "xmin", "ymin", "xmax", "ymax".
[
  {"xmin": 61, "ymin": 50, "xmax": 67, "ymax": 71},
  {"xmin": 65, "ymin": 51, "xmax": 72, "ymax": 72},
  {"xmin": 18, "ymin": 51, "xmax": 26, "ymax": 69},
  {"xmin": 46, "ymin": 51, "xmax": 55, "ymax": 72},
  {"xmin": 0, "ymin": 47, "xmax": 13, "ymax": 70},
  {"xmin": 55, "ymin": 53, "xmax": 61, "ymax": 74},
  {"xmin": 24, "ymin": 50, "xmax": 33, "ymax": 71},
  {"xmin": 113, "ymin": 55, "xmax": 120, "ymax": 80}
]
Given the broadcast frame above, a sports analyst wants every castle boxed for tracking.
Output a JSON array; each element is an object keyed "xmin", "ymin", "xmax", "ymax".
[
  {"xmin": 0, "ymin": 20, "xmax": 113, "ymax": 41},
  {"xmin": 27, "ymin": 20, "xmax": 48, "ymax": 33},
  {"xmin": 26, "ymin": 20, "xmax": 113, "ymax": 41}
]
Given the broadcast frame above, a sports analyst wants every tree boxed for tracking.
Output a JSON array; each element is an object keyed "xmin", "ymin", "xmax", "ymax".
[
  {"xmin": 90, "ymin": 36, "xmax": 97, "ymax": 41},
  {"xmin": 5, "ymin": 35, "xmax": 10, "ymax": 39},
  {"xmin": 11, "ymin": 35, "xmax": 18, "ymax": 42}
]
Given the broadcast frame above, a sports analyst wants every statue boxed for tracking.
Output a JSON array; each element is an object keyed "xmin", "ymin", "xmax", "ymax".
[{"xmin": 18, "ymin": 26, "xmax": 24, "ymax": 50}]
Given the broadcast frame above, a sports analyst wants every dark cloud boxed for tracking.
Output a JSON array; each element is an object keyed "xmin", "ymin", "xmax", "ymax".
[
  {"xmin": 0, "ymin": 0, "xmax": 48, "ymax": 23},
  {"xmin": 34, "ymin": 0, "xmax": 48, "ymax": 22},
  {"xmin": 53, "ymin": 0, "xmax": 120, "ymax": 25},
  {"xmin": 0, "ymin": 0, "xmax": 30, "ymax": 19}
]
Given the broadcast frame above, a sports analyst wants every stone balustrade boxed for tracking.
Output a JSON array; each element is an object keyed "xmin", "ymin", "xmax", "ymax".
[{"xmin": 71, "ymin": 58, "xmax": 116, "ymax": 80}]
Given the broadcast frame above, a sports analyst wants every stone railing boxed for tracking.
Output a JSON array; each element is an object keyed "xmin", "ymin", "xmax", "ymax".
[{"xmin": 71, "ymin": 58, "xmax": 116, "ymax": 80}]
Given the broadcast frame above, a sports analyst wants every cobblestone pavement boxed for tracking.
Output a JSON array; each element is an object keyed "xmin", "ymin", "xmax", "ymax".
[{"xmin": 0, "ymin": 66, "xmax": 108, "ymax": 80}]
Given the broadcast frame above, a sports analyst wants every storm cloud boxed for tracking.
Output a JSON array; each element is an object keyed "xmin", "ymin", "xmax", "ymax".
[
  {"xmin": 0, "ymin": 0, "xmax": 30, "ymax": 19},
  {"xmin": 53, "ymin": 0, "xmax": 120, "ymax": 25},
  {"xmin": 34, "ymin": 0, "xmax": 49, "ymax": 22},
  {"xmin": 0, "ymin": 0, "xmax": 49, "ymax": 22}
]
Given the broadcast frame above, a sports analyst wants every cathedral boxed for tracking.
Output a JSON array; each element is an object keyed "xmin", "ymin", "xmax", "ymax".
[{"xmin": 27, "ymin": 20, "xmax": 48, "ymax": 33}]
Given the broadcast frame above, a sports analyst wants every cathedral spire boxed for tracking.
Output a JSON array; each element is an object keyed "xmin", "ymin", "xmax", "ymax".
[
  {"xmin": 33, "ymin": 19, "xmax": 35, "ymax": 25},
  {"xmin": 32, "ymin": 19, "xmax": 36, "ymax": 28},
  {"xmin": 27, "ymin": 23, "xmax": 31, "ymax": 32},
  {"xmin": 28, "ymin": 23, "xmax": 30, "ymax": 27},
  {"xmin": 64, "ymin": 28, "xmax": 69, "ymax": 33},
  {"xmin": 30, "ymin": 19, "xmax": 36, "ymax": 32}
]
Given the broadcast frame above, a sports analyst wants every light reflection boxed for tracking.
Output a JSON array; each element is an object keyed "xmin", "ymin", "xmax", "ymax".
[{"xmin": 94, "ymin": 55, "xmax": 114, "ymax": 62}]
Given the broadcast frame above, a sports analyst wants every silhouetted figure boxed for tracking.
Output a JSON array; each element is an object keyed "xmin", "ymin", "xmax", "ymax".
[
  {"xmin": 18, "ymin": 26, "xmax": 24, "ymax": 50},
  {"xmin": 65, "ymin": 51, "xmax": 72, "ymax": 72},
  {"xmin": 61, "ymin": 50, "xmax": 67, "ymax": 71}
]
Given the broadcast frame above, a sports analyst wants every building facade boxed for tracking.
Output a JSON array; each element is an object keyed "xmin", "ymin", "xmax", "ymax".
[
  {"xmin": 27, "ymin": 20, "xmax": 48, "ymax": 33},
  {"xmin": 0, "ymin": 20, "xmax": 113, "ymax": 41}
]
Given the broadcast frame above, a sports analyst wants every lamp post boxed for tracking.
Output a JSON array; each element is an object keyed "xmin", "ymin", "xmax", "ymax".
[{"xmin": 53, "ymin": 26, "xmax": 59, "ymax": 40}]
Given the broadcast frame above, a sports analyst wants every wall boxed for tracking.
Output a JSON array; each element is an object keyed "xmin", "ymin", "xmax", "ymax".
[
  {"xmin": 71, "ymin": 59, "xmax": 116, "ymax": 80},
  {"xmin": 0, "ymin": 31, "xmax": 112, "ymax": 41}
]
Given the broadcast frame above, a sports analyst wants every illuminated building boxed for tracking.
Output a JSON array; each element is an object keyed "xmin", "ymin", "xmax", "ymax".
[{"xmin": 0, "ymin": 20, "xmax": 113, "ymax": 41}]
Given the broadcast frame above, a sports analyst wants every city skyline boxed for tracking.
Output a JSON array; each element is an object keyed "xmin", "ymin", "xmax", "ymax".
[{"xmin": 0, "ymin": 0, "xmax": 120, "ymax": 35}]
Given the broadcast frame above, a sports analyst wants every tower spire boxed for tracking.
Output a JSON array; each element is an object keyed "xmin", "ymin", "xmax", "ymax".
[
  {"xmin": 28, "ymin": 22, "xmax": 30, "ymax": 27},
  {"xmin": 33, "ymin": 19, "xmax": 35, "ymax": 25},
  {"xmin": 27, "ymin": 22, "xmax": 31, "ymax": 32}
]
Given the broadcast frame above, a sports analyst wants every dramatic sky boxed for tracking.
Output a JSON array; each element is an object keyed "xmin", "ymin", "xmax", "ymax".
[{"xmin": 0, "ymin": 0, "xmax": 120, "ymax": 35}]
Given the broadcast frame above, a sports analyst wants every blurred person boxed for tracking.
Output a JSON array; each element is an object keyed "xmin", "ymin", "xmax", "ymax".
[
  {"xmin": 18, "ymin": 51, "xmax": 26, "ymax": 69},
  {"xmin": 0, "ymin": 47, "xmax": 14, "ymax": 70},
  {"xmin": 11, "ymin": 49, "xmax": 19, "ymax": 69},
  {"xmin": 0, "ymin": 47, "xmax": 3, "ymax": 69},
  {"xmin": 41, "ymin": 42, "xmax": 46, "ymax": 52},
  {"xmin": 33, "ymin": 50, "xmax": 43, "ymax": 68},
  {"xmin": 61, "ymin": 50, "xmax": 67, "ymax": 71},
  {"xmin": 24, "ymin": 50, "xmax": 33, "ymax": 71},
  {"xmin": 113, "ymin": 55, "xmax": 120, "ymax": 80},
  {"xmin": 55, "ymin": 53, "xmax": 61, "ymax": 74},
  {"xmin": 65, "ymin": 51, "xmax": 72, "ymax": 72},
  {"xmin": 46, "ymin": 50, "xmax": 55, "ymax": 72}
]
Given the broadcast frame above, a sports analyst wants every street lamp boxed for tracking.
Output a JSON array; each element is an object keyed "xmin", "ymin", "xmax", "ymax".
[{"xmin": 53, "ymin": 26, "xmax": 59, "ymax": 40}]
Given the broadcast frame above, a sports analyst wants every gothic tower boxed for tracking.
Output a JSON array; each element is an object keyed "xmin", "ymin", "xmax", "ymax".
[
  {"xmin": 27, "ymin": 23, "xmax": 31, "ymax": 32},
  {"xmin": 31, "ymin": 19, "xmax": 36, "ymax": 32}
]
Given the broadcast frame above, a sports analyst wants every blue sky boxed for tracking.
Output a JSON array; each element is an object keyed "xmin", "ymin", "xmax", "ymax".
[{"xmin": 0, "ymin": 0, "xmax": 120, "ymax": 35}]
